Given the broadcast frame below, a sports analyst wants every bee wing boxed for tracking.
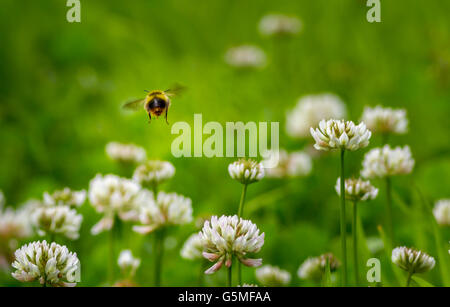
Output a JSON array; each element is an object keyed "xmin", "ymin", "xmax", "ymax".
[
  {"xmin": 122, "ymin": 98, "xmax": 146, "ymax": 110},
  {"xmin": 165, "ymin": 83, "xmax": 186, "ymax": 97}
]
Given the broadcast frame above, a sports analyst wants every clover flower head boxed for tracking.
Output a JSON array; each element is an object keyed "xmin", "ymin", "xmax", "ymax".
[
  {"xmin": 391, "ymin": 247, "xmax": 435, "ymax": 274},
  {"xmin": 133, "ymin": 160, "xmax": 175, "ymax": 188},
  {"xmin": 0, "ymin": 204, "xmax": 32, "ymax": 242},
  {"xmin": 106, "ymin": 142, "xmax": 146, "ymax": 164},
  {"xmin": 433, "ymin": 199, "xmax": 450, "ymax": 226},
  {"xmin": 238, "ymin": 284, "xmax": 258, "ymax": 287},
  {"xmin": 228, "ymin": 159, "xmax": 264, "ymax": 185},
  {"xmin": 43, "ymin": 188, "xmax": 86, "ymax": 208},
  {"xmin": 118, "ymin": 249, "xmax": 140, "ymax": 277},
  {"xmin": 200, "ymin": 215, "xmax": 264, "ymax": 274},
  {"xmin": 335, "ymin": 177, "xmax": 378, "ymax": 202},
  {"xmin": 361, "ymin": 145, "xmax": 414, "ymax": 178},
  {"xmin": 11, "ymin": 240, "xmax": 80, "ymax": 287},
  {"xmin": 255, "ymin": 265, "xmax": 291, "ymax": 286},
  {"xmin": 32, "ymin": 206, "xmax": 82, "ymax": 240},
  {"xmin": 361, "ymin": 105, "xmax": 408, "ymax": 135},
  {"xmin": 225, "ymin": 45, "xmax": 266, "ymax": 69},
  {"xmin": 133, "ymin": 191, "xmax": 193, "ymax": 235},
  {"xmin": 262, "ymin": 149, "xmax": 312, "ymax": 178},
  {"xmin": 287, "ymin": 94, "xmax": 347, "ymax": 138},
  {"xmin": 298, "ymin": 253, "xmax": 340, "ymax": 280},
  {"xmin": 89, "ymin": 174, "xmax": 150, "ymax": 235},
  {"xmin": 20, "ymin": 199, "xmax": 43, "ymax": 214},
  {"xmin": 259, "ymin": 14, "xmax": 302, "ymax": 37},
  {"xmin": 310, "ymin": 119, "xmax": 371, "ymax": 151},
  {"xmin": 180, "ymin": 233, "xmax": 204, "ymax": 261}
]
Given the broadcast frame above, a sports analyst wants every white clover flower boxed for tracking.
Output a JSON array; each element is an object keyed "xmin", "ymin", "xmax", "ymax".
[
  {"xmin": 335, "ymin": 177, "xmax": 378, "ymax": 202},
  {"xmin": 392, "ymin": 247, "xmax": 435, "ymax": 274},
  {"xmin": 298, "ymin": 257, "xmax": 322, "ymax": 280},
  {"xmin": 361, "ymin": 145, "xmax": 415, "ymax": 179},
  {"xmin": 133, "ymin": 160, "xmax": 175, "ymax": 188},
  {"xmin": 0, "ymin": 204, "xmax": 32, "ymax": 241},
  {"xmin": 259, "ymin": 14, "xmax": 302, "ymax": 37},
  {"xmin": 20, "ymin": 198, "xmax": 43, "ymax": 214},
  {"xmin": 288, "ymin": 151, "xmax": 313, "ymax": 177},
  {"xmin": 433, "ymin": 199, "xmax": 450, "ymax": 226},
  {"xmin": 106, "ymin": 142, "xmax": 146, "ymax": 164},
  {"xmin": 361, "ymin": 105, "xmax": 408, "ymax": 135},
  {"xmin": 43, "ymin": 188, "xmax": 86, "ymax": 208},
  {"xmin": 255, "ymin": 265, "xmax": 291, "ymax": 287},
  {"xmin": 298, "ymin": 253, "xmax": 340, "ymax": 281},
  {"xmin": 89, "ymin": 174, "xmax": 150, "ymax": 235},
  {"xmin": 228, "ymin": 159, "xmax": 265, "ymax": 185},
  {"xmin": 225, "ymin": 45, "xmax": 266, "ymax": 69},
  {"xmin": 286, "ymin": 94, "xmax": 347, "ymax": 138},
  {"xmin": 200, "ymin": 215, "xmax": 264, "ymax": 274},
  {"xmin": 11, "ymin": 240, "xmax": 80, "ymax": 287},
  {"xmin": 32, "ymin": 206, "xmax": 82, "ymax": 240},
  {"xmin": 238, "ymin": 283, "xmax": 259, "ymax": 287},
  {"xmin": 311, "ymin": 119, "xmax": 371, "ymax": 151},
  {"xmin": 133, "ymin": 191, "xmax": 193, "ymax": 235},
  {"xmin": 180, "ymin": 233, "xmax": 204, "ymax": 261},
  {"xmin": 262, "ymin": 149, "xmax": 312, "ymax": 178},
  {"xmin": 118, "ymin": 249, "xmax": 140, "ymax": 277}
]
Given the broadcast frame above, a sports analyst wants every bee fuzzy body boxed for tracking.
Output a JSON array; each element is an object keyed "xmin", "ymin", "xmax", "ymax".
[
  {"xmin": 122, "ymin": 86, "xmax": 184, "ymax": 125},
  {"xmin": 145, "ymin": 91, "xmax": 171, "ymax": 123}
]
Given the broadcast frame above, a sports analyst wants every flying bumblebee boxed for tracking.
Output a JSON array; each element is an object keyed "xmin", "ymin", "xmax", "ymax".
[{"xmin": 122, "ymin": 85, "xmax": 184, "ymax": 124}]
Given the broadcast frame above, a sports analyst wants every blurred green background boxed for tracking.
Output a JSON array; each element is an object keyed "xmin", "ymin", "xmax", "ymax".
[{"xmin": 0, "ymin": 0, "xmax": 449, "ymax": 286}]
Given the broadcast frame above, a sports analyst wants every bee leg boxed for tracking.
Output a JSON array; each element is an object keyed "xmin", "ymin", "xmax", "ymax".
[
  {"xmin": 165, "ymin": 108, "xmax": 169, "ymax": 125},
  {"xmin": 148, "ymin": 113, "xmax": 152, "ymax": 124}
]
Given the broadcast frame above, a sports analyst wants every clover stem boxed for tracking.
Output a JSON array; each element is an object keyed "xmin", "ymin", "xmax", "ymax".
[
  {"xmin": 154, "ymin": 228, "xmax": 165, "ymax": 286},
  {"xmin": 340, "ymin": 149, "xmax": 348, "ymax": 286},
  {"xmin": 227, "ymin": 265, "xmax": 232, "ymax": 287},
  {"xmin": 152, "ymin": 183, "xmax": 158, "ymax": 199},
  {"xmin": 198, "ymin": 260, "xmax": 206, "ymax": 286},
  {"xmin": 238, "ymin": 183, "xmax": 248, "ymax": 218},
  {"xmin": 108, "ymin": 222, "xmax": 115, "ymax": 285},
  {"xmin": 352, "ymin": 200, "xmax": 359, "ymax": 286},
  {"xmin": 381, "ymin": 132, "xmax": 389, "ymax": 145},
  {"xmin": 406, "ymin": 270, "xmax": 414, "ymax": 287},
  {"xmin": 385, "ymin": 176, "xmax": 394, "ymax": 245},
  {"xmin": 236, "ymin": 183, "xmax": 248, "ymax": 286}
]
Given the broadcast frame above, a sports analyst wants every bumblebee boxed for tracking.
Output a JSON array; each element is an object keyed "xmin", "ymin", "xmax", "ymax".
[{"xmin": 122, "ymin": 86, "xmax": 184, "ymax": 124}]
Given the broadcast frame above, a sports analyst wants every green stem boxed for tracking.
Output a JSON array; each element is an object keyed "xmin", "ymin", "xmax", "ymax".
[
  {"xmin": 108, "ymin": 223, "xmax": 115, "ymax": 286},
  {"xmin": 322, "ymin": 258, "xmax": 332, "ymax": 287},
  {"xmin": 152, "ymin": 183, "xmax": 158, "ymax": 199},
  {"xmin": 406, "ymin": 271, "xmax": 413, "ymax": 287},
  {"xmin": 227, "ymin": 265, "xmax": 232, "ymax": 287},
  {"xmin": 352, "ymin": 201, "xmax": 359, "ymax": 286},
  {"xmin": 154, "ymin": 228, "xmax": 165, "ymax": 287},
  {"xmin": 198, "ymin": 260, "xmax": 206, "ymax": 286},
  {"xmin": 385, "ymin": 177, "xmax": 394, "ymax": 245},
  {"xmin": 381, "ymin": 132, "xmax": 389, "ymax": 145},
  {"xmin": 237, "ymin": 183, "xmax": 248, "ymax": 286},
  {"xmin": 237, "ymin": 184, "xmax": 248, "ymax": 218},
  {"xmin": 340, "ymin": 149, "xmax": 348, "ymax": 286},
  {"xmin": 237, "ymin": 262, "xmax": 242, "ymax": 286}
]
